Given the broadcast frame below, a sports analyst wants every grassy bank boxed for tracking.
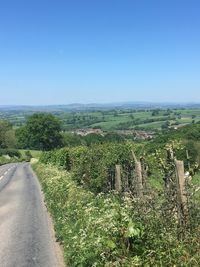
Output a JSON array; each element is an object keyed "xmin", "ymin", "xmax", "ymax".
[
  {"xmin": 0, "ymin": 156, "xmax": 21, "ymax": 165},
  {"xmin": 0, "ymin": 149, "xmax": 24, "ymax": 165},
  {"xmin": 33, "ymin": 162, "xmax": 200, "ymax": 267}
]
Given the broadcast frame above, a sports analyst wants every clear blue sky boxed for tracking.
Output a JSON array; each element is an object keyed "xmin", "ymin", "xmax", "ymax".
[{"xmin": 0, "ymin": 0, "xmax": 200, "ymax": 105}]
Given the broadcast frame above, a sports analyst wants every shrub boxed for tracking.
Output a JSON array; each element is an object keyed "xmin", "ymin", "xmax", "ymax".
[{"xmin": 0, "ymin": 148, "xmax": 21, "ymax": 158}]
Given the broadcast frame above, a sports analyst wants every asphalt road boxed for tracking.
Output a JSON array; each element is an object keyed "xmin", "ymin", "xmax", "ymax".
[{"xmin": 0, "ymin": 163, "xmax": 61, "ymax": 267}]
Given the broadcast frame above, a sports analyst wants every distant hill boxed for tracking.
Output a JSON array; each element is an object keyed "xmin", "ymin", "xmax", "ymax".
[{"xmin": 1, "ymin": 102, "xmax": 200, "ymax": 112}]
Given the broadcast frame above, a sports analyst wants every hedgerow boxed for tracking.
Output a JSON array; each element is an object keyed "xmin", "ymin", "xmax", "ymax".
[
  {"xmin": 34, "ymin": 163, "xmax": 200, "ymax": 266},
  {"xmin": 39, "ymin": 140, "xmax": 199, "ymax": 194},
  {"xmin": 40, "ymin": 142, "xmax": 141, "ymax": 193}
]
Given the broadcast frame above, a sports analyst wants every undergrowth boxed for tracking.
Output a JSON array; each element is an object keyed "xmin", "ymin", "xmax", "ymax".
[{"xmin": 33, "ymin": 163, "xmax": 200, "ymax": 267}]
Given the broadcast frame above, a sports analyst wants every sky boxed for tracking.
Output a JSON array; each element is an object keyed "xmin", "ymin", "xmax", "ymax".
[{"xmin": 0, "ymin": 0, "xmax": 200, "ymax": 105}]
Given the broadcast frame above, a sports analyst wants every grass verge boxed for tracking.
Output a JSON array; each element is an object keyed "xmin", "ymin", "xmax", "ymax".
[{"xmin": 33, "ymin": 162, "xmax": 200, "ymax": 267}]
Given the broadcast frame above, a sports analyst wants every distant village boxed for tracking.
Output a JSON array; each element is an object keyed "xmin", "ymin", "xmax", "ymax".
[{"xmin": 71, "ymin": 128, "xmax": 154, "ymax": 140}]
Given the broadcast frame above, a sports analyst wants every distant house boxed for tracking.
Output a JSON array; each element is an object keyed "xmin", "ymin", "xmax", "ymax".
[
  {"xmin": 116, "ymin": 130, "xmax": 154, "ymax": 140},
  {"xmin": 72, "ymin": 128, "xmax": 103, "ymax": 136}
]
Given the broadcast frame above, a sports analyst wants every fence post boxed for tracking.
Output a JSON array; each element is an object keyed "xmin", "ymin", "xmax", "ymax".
[
  {"xmin": 186, "ymin": 149, "xmax": 191, "ymax": 171},
  {"xmin": 174, "ymin": 159, "xmax": 188, "ymax": 225},
  {"xmin": 140, "ymin": 156, "xmax": 147, "ymax": 188},
  {"xmin": 124, "ymin": 166, "xmax": 129, "ymax": 191},
  {"xmin": 131, "ymin": 151, "xmax": 143, "ymax": 197},
  {"xmin": 115, "ymin": 165, "xmax": 122, "ymax": 192}
]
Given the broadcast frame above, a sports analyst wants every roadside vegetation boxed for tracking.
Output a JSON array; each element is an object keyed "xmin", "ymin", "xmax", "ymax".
[
  {"xmin": 35, "ymin": 122, "xmax": 200, "ymax": 266},
  {"xmin": 34, "ymin": 144, "xmax": 200, "ymax": 266}
]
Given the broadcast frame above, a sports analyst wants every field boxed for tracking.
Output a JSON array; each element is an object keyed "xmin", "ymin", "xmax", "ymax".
[{"xmin": 1, "ymin": 107, "xmax": 200, "ymax": 131}]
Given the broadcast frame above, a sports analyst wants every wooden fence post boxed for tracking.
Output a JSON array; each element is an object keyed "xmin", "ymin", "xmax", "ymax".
[
  {"xmin": 186, "ymin": 149, "xmax": 191, "ymax": 171},
  {"xmin": 115, "ymin": 165, "xmax": 122, "ymax": 192},
  {"xmin": 131, "ymin": 151, "xmax": 143, "ymax": 197},
  {"xmin": 140, "ymin": 156, "xmax": 147, "ymax": 188},
  {"xmin": 174, "ymin": 159, "xmax": 188, "ymax": 225}
]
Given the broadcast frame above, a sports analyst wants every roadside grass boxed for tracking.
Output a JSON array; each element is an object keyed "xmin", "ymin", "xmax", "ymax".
[
  {"xmin": 0, "ymin": 156, "xmax": 19, "ymax": 165},
  {"xmin": 33, "ymin": 162, "xmax": 200, "ymax": 267}
]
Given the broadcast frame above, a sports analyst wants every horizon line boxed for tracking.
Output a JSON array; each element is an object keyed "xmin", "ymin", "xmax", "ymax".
[{"xmin": 1, "ymin": 101, "xmax": 200, "ymax": 107}]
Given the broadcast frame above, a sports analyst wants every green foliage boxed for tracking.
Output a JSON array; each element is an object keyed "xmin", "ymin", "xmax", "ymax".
[
  {"xmin": 62, "ymin": 132, "xmax": 128, "ymax": 147},
  {"xmin": 16, "ymin": 113, "xmax": 63, "ymax": 150},
  {"xmin": 40, "ymin": 142, "xmax": 138, "ymax": 193},
  {"xmin": 19, "ymin": 149, "xmax": 42, "ymax": 159},
  {"xmin": 40, "ymin": 146, "xmax": 87, "ymax": 171},
  {"xmin": 156, "ymin": 122, "xmax": 200, "ymax": 143},
  {"xmin": 104, "ymin": 132, "xmax": 126, "ymax": 143},
  {"xmin": 62, "ymin": 132, "xmax": 83, "ymax": 147},
  {"xmin": 0, "ymin": 148, "xmax": 23, "ymax": 165},
  {"xmin": 0, "ymin": 148, "xmax": 21, "ymax": 158},
  {"xmin": 0, "ymin": 120, "xmax": 16, "ymax": 148},
  {"xmin": 151, "ymin": 109, "xmax": 160, "ymax": 116},
  {"xmin": 161, "ymin": 120, "xmax": 170, "ymax": 129},
  {"xmin": 34, "ymin": 163, "xmax": 200, "ymax": 266},
  {"xmin": 83, "ymin": 133, "xmax": 104, "ymax": 146},
  {"xmin": 39, "ymin": 137, "xmax": 200, "ymax": 194},
  {"xmin": 24, "ymin": 150, "xmax": 32, "ymax": 162},
  {"xmin": 72, "ymin": 142, "xmax": 135, "ymax": 193},
  {"xmin": 2, "ymin": 107, "xmax": 200, "ymax": 131},
  {"xmin": 0, "ymin": 157, "xmax": 17, "ymax": 165},
  {"xmin": 37, "ymin": 123, "xmax": 200, "ymax": 265}
]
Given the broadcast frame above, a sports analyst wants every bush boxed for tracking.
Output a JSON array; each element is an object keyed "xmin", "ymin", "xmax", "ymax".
[
  {"xmin": 0, "ymin": 148, "xmax": 21, "ymax": 158},
  {"xmin": 40, "ymin": 142, "xmax": 137, "ymax": 193},
  {"xmin": 24, "ymin": 150, "xmax": 32, "ymax": 162}
]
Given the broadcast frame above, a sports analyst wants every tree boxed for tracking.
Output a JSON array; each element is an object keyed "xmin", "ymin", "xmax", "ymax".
[
  {"xmin": 4, "ymin": 129, "xmax": 16, "ymax": 148},
  {"xmin": 16, "ymin": 113, "xmax": 62, "ymax": 150},
  {"xmin": 151, "ymin": 109, "xmax": 159, "ymax": 116},
  {"xmin": 62, "ymin": 132, "xmax": 83, "ymax": 147},
  {"xmin": 83, "ymin": 133, "xmax": 103, "ymax": 146},
  {"xmin": 104, "ymin": 132, "xmax": 125, "ymax": 143},
  {"xmin": 0, "ymin": 120, "xmax": 16, "ymax": 148},
  {"xmin": 161, "ymin": 120, "xmax": 170, "ymax": 129}
]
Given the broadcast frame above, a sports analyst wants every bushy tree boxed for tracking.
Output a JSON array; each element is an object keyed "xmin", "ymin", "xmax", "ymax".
[
  {"xmin": 83, "ymin": 133, "xmax": 104, "ymax": 146},
  {"xmin": 0, "ymin": 120, "xmax": 16, "ymax": 148},
  {"xmin": 16, "ymin": 113, "xmax": 62, "ymax": 150},
  {"xmin": 62, "ymin": 132, "xmax": 83, "ymax": 147},
  {"xmin": 104, "ymin": 132, "xmax": 125, "ymax": 143}
]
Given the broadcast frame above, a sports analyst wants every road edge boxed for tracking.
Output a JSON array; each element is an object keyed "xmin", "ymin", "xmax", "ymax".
[{"xmin": 30, "ymin": 163, "xmax": 66, "ymax": 267}]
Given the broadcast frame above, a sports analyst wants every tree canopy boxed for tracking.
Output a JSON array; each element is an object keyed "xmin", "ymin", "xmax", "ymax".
[
  {"xmin": 0, "ymin": 120, "xmax": 16, "ymax": 148},
  {"xmin": 16, "ymin": 113, "xmax": 62, "ymax": 150}
]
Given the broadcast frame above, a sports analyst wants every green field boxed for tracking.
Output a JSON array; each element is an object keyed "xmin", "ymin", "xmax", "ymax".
[{"xmin": 1, "ymin": 108, "xmax": 200, "ymax": 132}]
